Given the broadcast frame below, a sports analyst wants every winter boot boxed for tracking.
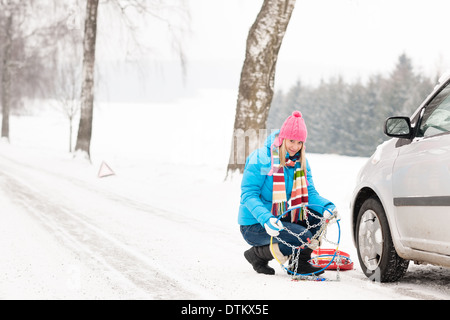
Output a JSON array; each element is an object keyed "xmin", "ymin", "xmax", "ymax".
[
  {"xmin": 289, "ymin": 248, "xmax": 324, "ymax": 276},
  {"xmin": 244, "ymin": 245, "xmax": 275, "ymax": 275}
]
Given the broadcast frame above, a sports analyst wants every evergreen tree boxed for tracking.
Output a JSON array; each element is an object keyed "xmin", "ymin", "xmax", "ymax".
[
  {"xmin": 267, "ymin": 53, "xmax": 435, "ymax": 157},
  {"xmin": 385, "ymin": 53, "xmax": 416, "ymax": 116}
]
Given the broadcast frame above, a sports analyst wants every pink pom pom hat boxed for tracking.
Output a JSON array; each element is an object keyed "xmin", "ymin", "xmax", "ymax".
[{"xmin": 274, "ymin": 110, "xmax": 308, "ymax": 146}]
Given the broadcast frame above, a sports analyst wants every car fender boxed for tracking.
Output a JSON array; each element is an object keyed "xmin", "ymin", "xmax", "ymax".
[{"xmin": 350, "ymin": 139, "xmax": 409, "ymax": 258}]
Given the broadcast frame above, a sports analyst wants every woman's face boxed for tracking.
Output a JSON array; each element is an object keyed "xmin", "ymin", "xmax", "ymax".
[{"xmin": 285, "ymin": 139, "xmax": 303, "ymax": 156}]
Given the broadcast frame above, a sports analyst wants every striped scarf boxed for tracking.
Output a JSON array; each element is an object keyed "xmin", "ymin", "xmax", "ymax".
[{"xmin": 271, "ymin": 144, "xmax": 309, "ymax": 222}]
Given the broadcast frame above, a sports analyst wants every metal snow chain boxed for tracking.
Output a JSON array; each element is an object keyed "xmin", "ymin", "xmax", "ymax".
[
  {"xmin": 274, "ymin": 207, "xmax": 343, "ymax": 281},
  {"xmin": 274, "ymin": 207, "xmax": 329, "ymax": 250}
]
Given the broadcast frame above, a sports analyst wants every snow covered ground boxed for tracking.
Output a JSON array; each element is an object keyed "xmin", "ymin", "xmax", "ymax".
[{"xmin": 1, "ymin": 90, "xmax": 449, "ymax": 300}]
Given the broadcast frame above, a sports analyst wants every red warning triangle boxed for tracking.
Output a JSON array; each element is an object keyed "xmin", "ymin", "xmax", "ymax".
[{"xmin": 98, "ymin": 161, "xmax": 115, "ymax": 178}]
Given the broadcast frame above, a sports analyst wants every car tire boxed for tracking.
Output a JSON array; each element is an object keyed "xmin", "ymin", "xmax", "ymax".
[{"xmin": 356, "ymin": 197, "xmax": 409, "ymax": 282}]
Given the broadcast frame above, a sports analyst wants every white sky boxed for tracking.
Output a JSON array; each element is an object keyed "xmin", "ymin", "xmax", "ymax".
[
  {"xmin": 94, "ymin": 0, "xmax": 450, "ymax": 100},
  {"xmin": 181, "ymin": 0, "xmax": 450, "ymax": 90}
]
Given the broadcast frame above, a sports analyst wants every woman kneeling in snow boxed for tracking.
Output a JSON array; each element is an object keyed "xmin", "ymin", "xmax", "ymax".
[{"xmin": 238, "ymin": 111, "xmax": 337, "ymax": 276}]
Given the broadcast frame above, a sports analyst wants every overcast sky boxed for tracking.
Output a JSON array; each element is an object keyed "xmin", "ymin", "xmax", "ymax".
[
  {"xmin": 180, "ymin": 0, "xmax": 450, "ymax": 91},
  {"xmin": 95, "ymin": 0, "xmax": 450, "ymax": 101}
]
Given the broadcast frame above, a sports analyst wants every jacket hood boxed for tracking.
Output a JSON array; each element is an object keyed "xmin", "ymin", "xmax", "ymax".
[
  {"xmin": 263, "ymin": 130, "xmax": 280, "ymax": 176},
  {"xmin": 264, "ymin": 130, "xmax": 280, "ymax": 149}
]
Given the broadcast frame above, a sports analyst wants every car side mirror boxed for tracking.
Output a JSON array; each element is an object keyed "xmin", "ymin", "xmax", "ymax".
[{"xmin": 384, "ymin": 116, "xmax": 412, "ymax": 139}]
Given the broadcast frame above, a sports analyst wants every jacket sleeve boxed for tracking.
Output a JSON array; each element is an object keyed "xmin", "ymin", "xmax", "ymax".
[
  {"xmin": 240, "ymin": 153, "xmax": 273, "ymax": 226},
  {"xmin": 305, "ymin": 159, "xmax": 336, "ymax": 214}
]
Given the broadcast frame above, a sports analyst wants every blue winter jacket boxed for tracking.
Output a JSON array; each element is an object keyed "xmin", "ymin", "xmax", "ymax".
[{"xmin": 238, "ymin": 130, "xmax": 335, "ymax": 226}]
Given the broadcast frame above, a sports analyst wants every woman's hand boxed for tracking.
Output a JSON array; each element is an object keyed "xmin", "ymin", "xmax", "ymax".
[
  {"xmin": 324, "ymin": 207, "xmax": 339, "ymax": 223},
  {"xmin": 264, "ymin": 217, "xmax": 284, "ymax": 237}
]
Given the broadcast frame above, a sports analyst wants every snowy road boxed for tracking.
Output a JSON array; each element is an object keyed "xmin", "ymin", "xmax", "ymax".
[
  {"xmin": 0, "ymin": 152, "xmax": 204, "ymax": 299},
  {"xmin": 1, "ymin": 146, "xmax": 449, "ymax": 300}
]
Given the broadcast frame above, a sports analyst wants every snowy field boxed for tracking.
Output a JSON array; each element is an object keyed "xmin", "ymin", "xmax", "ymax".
[{"xmin": 1, "ymin": 89, "xmax": 449, "ymax": 300}]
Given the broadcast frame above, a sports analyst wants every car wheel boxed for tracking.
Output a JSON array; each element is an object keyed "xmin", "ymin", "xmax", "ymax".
[{"xmin": 356, "ymin": 197, "xmax": 409, "ymax": 282}]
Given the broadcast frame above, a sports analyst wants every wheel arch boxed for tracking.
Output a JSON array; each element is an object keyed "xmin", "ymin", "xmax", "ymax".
[
  {"xmin": 351, "ymin": 186, "xmax": 408, "ymax": 259},
  {"xmin": 351, "ymin": 187, "xmax": 381, "ymax": 246}
]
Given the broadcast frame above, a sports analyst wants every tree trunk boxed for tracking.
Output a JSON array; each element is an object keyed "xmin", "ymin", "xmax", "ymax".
[
  {"xmin": 1, "ymin": 14, "xmax": 13, "ymax": 142},
  {"xmin": 75, "ymin": 0, "xmax": 99, "ymax": 158},
  {"xmin": 69, "ymin": 116, "xmax": 73, "ymax": 153},
  {"xmin": 227, "ymin": 0, "xmax": 296, "ymax": 175}
]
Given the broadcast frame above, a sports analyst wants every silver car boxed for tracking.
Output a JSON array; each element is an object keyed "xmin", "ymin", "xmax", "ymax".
[{"xmin": 350, "ymin": 72, "xmax": 450, "ymax": 282}]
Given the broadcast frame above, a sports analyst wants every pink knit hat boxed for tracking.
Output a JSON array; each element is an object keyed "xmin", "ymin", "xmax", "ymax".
[{"xmin": 275, "ymin": 111, "xmax": 307, "ymax": 146}]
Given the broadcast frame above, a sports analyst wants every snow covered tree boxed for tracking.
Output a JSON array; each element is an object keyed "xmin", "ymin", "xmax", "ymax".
[{"xmin": 227, "ymin": 0, "xmax": 297, "ymax": 175}]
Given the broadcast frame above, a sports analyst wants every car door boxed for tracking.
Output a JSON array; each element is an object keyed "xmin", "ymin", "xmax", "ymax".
[{"xmin": 392, "ymin": 80, "xmax": 450, "ymax": 256}]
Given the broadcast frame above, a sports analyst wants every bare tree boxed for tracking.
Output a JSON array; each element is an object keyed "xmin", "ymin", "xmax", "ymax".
[
  {"xmin": 1, "ymin": 11, "xmax": 13, "ymax": 142},
  {"xmin": 54, "ymin": 61, "xmax": 81, "ymax": 153},
  {"xmin": 51, "ymin": 2, "xmax": 84, "ymax": 153},
  {"xmin": 0, "ymin": 1, "xmax": 36, "ymax": 142},
  {"xmin": 0, "ymin": 0, "xmax": 71, "ymax": 142},
  {"xmin": 74, "ymin": 0, "xmax": 190, "ymax": 160},
  {"xmin": 74, "ymin": 0, "xmax": 99, "ymax": 158},
  {"xmin": 227, "ymin": 0, "xmax": 296, "ymax": 175}
]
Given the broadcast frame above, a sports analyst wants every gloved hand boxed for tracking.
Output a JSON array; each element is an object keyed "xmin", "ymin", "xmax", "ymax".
[
  {"xmin": 323, "ymin": 207, "xmax": 340, "ymax": 223},
  {"xmin": 264, "ymin": 217, "xmax": 284, "ymax": 237},
  {"xmin": 308, "ymin": 238, "xmax": 320, "ymax": 250}
]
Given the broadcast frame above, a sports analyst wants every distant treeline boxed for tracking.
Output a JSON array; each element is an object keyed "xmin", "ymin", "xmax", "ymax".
[{"xmin": 267, "ymin": 54, "xmax": 437, "ymax": 157}]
